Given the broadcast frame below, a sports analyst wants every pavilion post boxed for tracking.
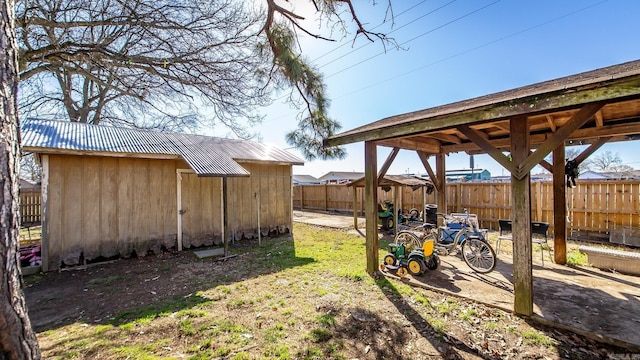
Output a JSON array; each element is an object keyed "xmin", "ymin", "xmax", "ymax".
[
  {"xmin": 553, "ymin": 144, "xmax": 567, "ymax": 264},
  {"xmin": 511, "ymin": 116, "xmax": 533, "ymax": 316},
  {"xmin": 353, "ymin": 186, "xmax": 359, "ymax": 230},
  {"xmin": 364, "ymin": 141, "xmax": 379, "ymax": 274},
  {"xmin": 436, "ymin": 153, "xmax": 447, "ymax": 226}
]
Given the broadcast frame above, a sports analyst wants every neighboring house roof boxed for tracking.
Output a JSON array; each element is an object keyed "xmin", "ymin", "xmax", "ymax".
[
  {"xmin": 579, "ymin": 170, "xmax": 609, "ymax": 180},
  {"xmin": 292, "ymin": 174, "xmax": 321, "ymax": 184},
  {"xmin": 318, "ymin": 171, "xmax": 365, "ymax": 182},
  {"xmin": 21, "ymin": 119, "xmax": 303, "ymax": 177},
  {"xmin": 597, "ymin": 170, "xmax": 640, "ymax": 180}
]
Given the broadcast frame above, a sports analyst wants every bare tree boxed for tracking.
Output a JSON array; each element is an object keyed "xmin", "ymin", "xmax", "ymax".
[
  {"xmin": 1, "ymin": 0, "xmax": 42, "ymax": 358},
  {"xmin": 2, "ymin": 2, "xmax": 393, "ymax": 356},
  {"xmin": 16, "ymin": 0, "xmax": 396, "ymax": 158},
  {"xmin": 589, "ymin": 150, "xmax": 633, "ymax": 172},
  {"xmin": 20, "ymin": 153, "xmax": 41, "ymax": 183},
  {"xmin": 17, "ymin": 0, "xmax": 270, "ymax": 137}
]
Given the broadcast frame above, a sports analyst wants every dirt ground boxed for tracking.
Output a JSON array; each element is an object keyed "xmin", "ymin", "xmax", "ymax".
[{"xmin": 21, "ymin": 221, "xmax": 640, "ymax": 359}]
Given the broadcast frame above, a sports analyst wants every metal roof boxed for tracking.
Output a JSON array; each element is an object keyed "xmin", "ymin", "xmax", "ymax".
[
  {"xmin": 349, "ymin": 174, "xmax": 434, "ymax": 191},
  {"xmin": 21, "ymin": 119, "xmax": 304, "ymax": 177},
  {"xmin": 325, "ymin": 59, "xmax": 640, "ymax": 150}
]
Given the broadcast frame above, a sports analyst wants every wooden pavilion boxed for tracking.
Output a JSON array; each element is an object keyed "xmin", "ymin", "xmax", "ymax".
[
  {"xmin": 324, "ymin": 59, "xmax": 640, "ymax": 316},
  {"xmin": 348, "ymin": 174, "xmax": 434, "ymax": 233}
]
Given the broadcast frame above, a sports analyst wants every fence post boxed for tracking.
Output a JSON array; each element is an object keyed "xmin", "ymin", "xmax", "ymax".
[{"xmin": 323, "ymin": 184, "xmax": 328, "ymax": 211}]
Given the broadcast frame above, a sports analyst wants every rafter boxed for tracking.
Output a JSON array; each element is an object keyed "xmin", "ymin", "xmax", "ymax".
[
  {"xmin": 377, "ymin": 147, "xmax": 399, "ymax": 184},
  {"xmin": 546, "ymin": 115, "xmax": 557, "ymax": 132},
  {"xmin": 416, "ymin": 151, "xmax": 441, "ymax": 192},
  {"xmin": 376, "ymin": 137, "xmax": 441, "ymax": 153},
  {"xmin": 516, "ymin": 102, "xmax": 605, "ymax": 178},
  {"xmin": 457, "ymin": 125, "xmax": 517, "ymax": 175}
]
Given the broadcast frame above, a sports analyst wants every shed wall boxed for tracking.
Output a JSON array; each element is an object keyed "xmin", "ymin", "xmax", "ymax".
[
  {"xmin": 45, "ymin": 155, "xmax": 293, "ymax": 270},
  {"xmin": 227, "ymin": 163, "xmax": 293, "ymax": 240},
  {"xmin": 47, "ymin": 155, "xmax": 179, "ymax": 268}
]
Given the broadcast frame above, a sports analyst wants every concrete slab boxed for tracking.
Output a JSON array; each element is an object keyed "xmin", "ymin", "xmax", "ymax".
[
  {"xmin": 294, "ymin": 210, "xmax": 640, "ymax": 351},
  {"xmin": 387, "ymin": 250, "xmax": 640, "ymax": 351},
  {"xmin": 193, "ymin": 248, "xmax": 225, "ymax": 259},
  {"xmin": 293, "ymin": 210, "xmax": 366, "ymax": 229}
]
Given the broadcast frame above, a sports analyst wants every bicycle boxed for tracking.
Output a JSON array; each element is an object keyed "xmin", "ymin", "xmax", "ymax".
[{"xmin": 393, "ymin": 208, "xmax": 497, "ymax": 273}]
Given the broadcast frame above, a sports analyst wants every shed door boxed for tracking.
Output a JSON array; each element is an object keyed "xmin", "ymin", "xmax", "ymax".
[{"xmin": 179, "ymin": 173, "xmax": 223, "ymax": 248}]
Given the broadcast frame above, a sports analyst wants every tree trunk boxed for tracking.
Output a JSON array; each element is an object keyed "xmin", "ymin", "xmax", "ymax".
[{"xmin": 0, "ymin": 0, "xmax": 42, "ymax": 358}]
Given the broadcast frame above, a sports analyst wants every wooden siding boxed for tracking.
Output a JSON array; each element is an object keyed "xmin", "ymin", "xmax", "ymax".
[
  {"xmin": 227, "ymin": 163, "xmax": 292, "ymax": 240},
  {"xmin": 293, "ymin": 181, "xmax": 640, "ymax": 234},
  {"xmin": 44, "ymin": 155, "xmax": 293, "ymax": 270},
  {"xmin": 46, "ymin": 155, "xmax": 179, "ymax": 268}
]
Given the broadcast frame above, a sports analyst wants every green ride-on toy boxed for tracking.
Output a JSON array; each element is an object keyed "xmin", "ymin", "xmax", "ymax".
[
  {"xmin": 380, "ymin": 238, "xmax": 440, "ymax": 277},
  {"xmin": 378, "ymin": 200, "xmax": 395, "ymax": 230}
]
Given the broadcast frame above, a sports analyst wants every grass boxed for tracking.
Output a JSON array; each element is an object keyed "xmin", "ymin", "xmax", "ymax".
[
  {"xmin": 567, "ymin": 249, "xmax": 590, "ymax": 266},
  {"xmin": 31, "ymin": 223, "xmax": 626, "ymax": 359}
]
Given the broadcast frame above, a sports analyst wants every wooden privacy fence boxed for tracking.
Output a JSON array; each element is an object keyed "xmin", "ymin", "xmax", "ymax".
[
  {"xmin": 20, "ymin": 189, "xmax": 41, "ymax": 224},
  {"xmin": 293, "ymin": 180, "xmax": 640, "ymax": 235}
]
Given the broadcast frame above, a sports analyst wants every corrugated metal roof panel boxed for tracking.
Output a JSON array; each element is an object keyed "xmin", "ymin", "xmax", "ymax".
[{"xmin": 21, "ymin": 119, "xmax": 303, "ymax": 176}]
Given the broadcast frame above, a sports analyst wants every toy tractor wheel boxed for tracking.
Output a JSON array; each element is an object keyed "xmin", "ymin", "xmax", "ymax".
[
  {"xmin": 397, "ymin": 267, "xmax": 408, "ymax": 278},
  {"xmin": 383, "ymin": 216, "xmax": 394, "ymax": 230},
  {"xmin": 409, "ymin": 208, "xmax": 420, "ymax": 219},
  {"xmin": 407, "ymin": 258, "xmax": 426, "ymax": 276},
  {"xmin": 383, "ymin": 254, "xmax": 397, "ymax": 267},
  {"xmin": 426, "ymin": 254, "xmax": 440, "ymax": 270}
]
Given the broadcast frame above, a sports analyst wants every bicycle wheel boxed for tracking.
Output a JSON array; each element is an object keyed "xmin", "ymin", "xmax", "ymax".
[
  {"xmin": 394, "ymin": 231, "xmax": 422, "ymax": 253},
  {"xmin": 461, "ymin": 237, "xmax": 496, "ymax": 273}
]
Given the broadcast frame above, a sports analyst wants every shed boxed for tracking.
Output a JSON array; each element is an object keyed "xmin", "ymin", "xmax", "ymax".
[
  {"xmin": 21, "ymin": 119, "xmax": 303, "ymax": 271},
  {"xmin": 324, "ymin": 59, "xmax": 640, "ymax": 316}
]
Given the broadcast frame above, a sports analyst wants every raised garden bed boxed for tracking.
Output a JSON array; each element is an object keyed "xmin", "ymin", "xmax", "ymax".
[{"xmin": 579, "ymin": 246, "xmax": 640, "ymax": 276}]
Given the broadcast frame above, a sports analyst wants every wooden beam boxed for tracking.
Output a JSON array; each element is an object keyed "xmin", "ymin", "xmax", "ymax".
[
  {"xmin": 443, "ymin": 121, "xmax": 640, "ymax": 154},
  {"xmin": 458, "ymin": 125, "xmax": 517, "ymax": 175},
  {"xmin": 573, "ymin": 137, "xmax": 611, "ymax": 165},
  {"xmin": 546, "ymin": 115, "xmax": 557, "ymax": 132},
  {"xmin": 416, "ymin": 151, "xmax": 441, "ymax": 192},
  {"xmin": 538, "ymin": 159, "xmax": 553, "ymax": 173},
  {"xmin": 595, "ymin": 110, "xmax": 604, "ymax": 127},
  {"xmin": 493, "ymin": 121, "xmax": 511, "ymax": 132},
  {"xmin": 436, "ymin": 153, "xmax": 447, "ymax": 227},
  {"xmin": 425, "ymin": 132, "xmax": 462, "ymax": 144},
  {"xmin": 377, "ymin": 147, "xmax": 400, "ymax": 184},
  {"xmin": 364, "ymin": 141, "xmax": 379, "ymax": 274},
  {"xmin": 376, "ymin": 138, "xmax": 441, "ymax": 153},
  {"xmin": 324, "ymin": 78, "xmax": 640, "ymax": 148},
  {"xmin": 222, "ymin": 177, "xmax": 228, "ymax": 257},
  {"xmin": 553, "ymin": 144, "xmax": 567, "ymax": 265},
  {"xmin": 41, "ymin": 154, "xmax": 50, "ymax": 272},
  {"xmin": 516, "ymin": 102, "xmax": 605, "ymax": 178},
  {"xmin": 510, "ymin": 116, "xmax": 533, "ymax": 316},
  {"xmin": 353, "ymin": 186, "xmax": 358, "ymax": 230}
]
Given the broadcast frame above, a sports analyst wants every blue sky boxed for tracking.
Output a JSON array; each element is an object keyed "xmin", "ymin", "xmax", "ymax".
[{"xmin": 255, "ymin": 0, "xmax": 640, "ymax": 178}]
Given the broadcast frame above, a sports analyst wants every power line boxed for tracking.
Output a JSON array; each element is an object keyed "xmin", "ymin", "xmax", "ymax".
[
  {"xmin": 312, "ymin": 0, "xmax": 432, "ymax": 64},
  {"xmin": 332, "ymin": 0, "xmax": 608, "ymax": 99},
  {"xmin": 326, "ymin": 0, "xmax": 501, "ymax": 79},
  {"xmin": 318, "ymin": 0, "xmax": 458, "ymax": 69}
]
